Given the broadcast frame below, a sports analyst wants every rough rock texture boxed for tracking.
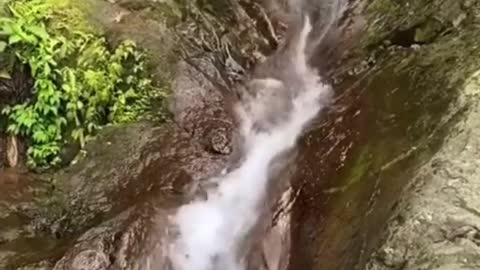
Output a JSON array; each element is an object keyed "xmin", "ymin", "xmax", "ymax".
[
  {"xmin": 0, "ymin": 121, "xmax": 228, "ymax": 269},
  {"xmin": 286, "ymin": 0, "xmax": 480, "ymax": 269},
  {"xmin": 55, "ymin": 121, "xmax": 225, "ymax": 232},
  {"xmin": 52, "ymin": 202, "xmax": 170, "ymax": 270},
  {"xmin": 78, "ymin": 0, "xmax": 178, "ymax": 83},
  {"xmin": 3, "ymin": 0, "xmax": 480, "ymax": 269},
  {"xmin": 0, "ymin": 0, "xmax": 246, "ymax": 268},
  {"xmin": 366, "ymin": 74, "xmax": 480, "ymax": 270},
  {"xmin": 171, "ymin": 57, "xmax": 234, "ymax": 155},
  {"xmin": 48, "ymin": 58, "xmax": 234, "ymax": 270}
]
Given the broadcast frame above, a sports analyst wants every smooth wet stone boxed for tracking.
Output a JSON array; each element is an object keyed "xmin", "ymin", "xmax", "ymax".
[{"xmin": 4, "ymin": 0, "xmax": 480, "ymax": 269}]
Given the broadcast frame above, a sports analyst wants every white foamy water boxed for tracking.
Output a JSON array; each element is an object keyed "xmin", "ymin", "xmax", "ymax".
[{"xmin": 169, "ymin": 16, "xmax": 332, "ymax": 270}]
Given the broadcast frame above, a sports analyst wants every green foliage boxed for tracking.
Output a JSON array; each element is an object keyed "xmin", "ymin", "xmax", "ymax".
[{"xmin": 0, "ymin": 0, "xmax": 167, "ymax": 168}]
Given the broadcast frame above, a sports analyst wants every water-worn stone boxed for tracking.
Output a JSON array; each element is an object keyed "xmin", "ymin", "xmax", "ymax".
[
  {"xmin": 171, "ymin": 57, "xmax": 234, "ymax": 155},
  {"xmin": 3, "ymin": 0, "xmax": 480, "ymax": 270},
  {"xmin": 0, "ymin": 121, "xmax": 227, "ymax": 269},
  {"xmin": 55, "ymin": 121, "xmax": 225, "ymax": 231}
]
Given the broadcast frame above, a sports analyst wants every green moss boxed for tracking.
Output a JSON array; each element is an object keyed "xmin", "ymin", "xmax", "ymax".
[
  {"xmin": 45, "ymin": 0, "xmax": 96, "ymax": 33},
  {"xmin": 348, "ymin": 0, "xmax": 480, "ymax": 189},
  {"xmin": 346, "ymin": 145, "xmax": 373, "ymax": 186},
  {"xmin": 414, "ymin": 19, "xmax": 443, "ymax": 43}
]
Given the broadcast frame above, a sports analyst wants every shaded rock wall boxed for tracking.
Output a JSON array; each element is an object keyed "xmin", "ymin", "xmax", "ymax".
[{"xmin": 2, "ymin": 0, "xmax": 480, "ymax": 269}]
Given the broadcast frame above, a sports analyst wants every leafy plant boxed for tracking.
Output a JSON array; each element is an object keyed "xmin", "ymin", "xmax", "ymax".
[{"xmin": 0, "ymin": 0, "xmax": 167, "ymax": 168}]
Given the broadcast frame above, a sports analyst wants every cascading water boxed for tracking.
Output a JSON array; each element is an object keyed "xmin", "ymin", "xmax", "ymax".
[{"xmin": 168, "ymin": 14, "xmax": 335, "ymax": 270}]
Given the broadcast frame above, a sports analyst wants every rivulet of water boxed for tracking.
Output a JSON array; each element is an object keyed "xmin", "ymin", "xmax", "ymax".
[{"xmin": 169, "ymin": 15, "xmax": 334, "ymax": 270}]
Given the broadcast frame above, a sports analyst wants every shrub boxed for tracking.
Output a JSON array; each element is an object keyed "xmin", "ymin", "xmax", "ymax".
[{"xmin": 0, "ymin": 0, "xmax": 167, "ymax": 168}]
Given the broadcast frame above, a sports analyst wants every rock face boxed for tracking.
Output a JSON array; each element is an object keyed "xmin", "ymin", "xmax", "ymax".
[
  {"xmin": 287, "ymin": 0, "xmax": 480, "ymax": 267},
  {"xmin": 366, "ymin": 49, "xmax": 480, "ymax": 270},
  {"xmin": 0, "ymin": 121, "xmax": 228, "ymax": 269},
  {"xmin": 2, "ymin": 0, "xmax": 480, "ymax": 270},
  {"xmin": 171, "ymin": 57, "xmax": 234, "ymax": 155},
  {"xmin": 57, "ymin": 121, "xmax": 226, "ymax": 230},
  {"xmin": 49, "ymin": 55, "xmax": 235, "ymax": 269}
]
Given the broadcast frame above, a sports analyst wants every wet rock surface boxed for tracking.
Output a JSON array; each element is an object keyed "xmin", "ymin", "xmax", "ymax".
[
  {"xmin": 171, "ymin": 57, "xmax": 235, "ymax": 155},
  {"xmin": 2, "ymin": 0, "xmax": 480, "ymax": 269},
  {"xmin": 286, "ymin": 0, "xmax": 480, "ymax": 269},
  {"xmin": 0, "ymin": 121, "xmax": 227, "ymax": 269},
  {"xmin": 55, "ymin": 121, "xmax": 225, "ymax": 232},
  {"xmin": 366, "ymin": 76, "xmax": 480, "ymax": 270},
  {"xmin": 0, "ymin": 0, "xmax": 239, "ymax": 268}
]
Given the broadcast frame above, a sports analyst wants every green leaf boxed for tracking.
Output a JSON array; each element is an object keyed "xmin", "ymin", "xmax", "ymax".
[
  {"xmin": 0, "ymin": 5, "xmax": 166, "ymax": 168},
  {"xmin": 33, "ymin": 129, "xmax": 48, "ymax": 143},
  {"xmin": 25, "ymin": 24, "xmax": 49, "ymax": 39},
  {"xmin": 8, "ymin": 34, "xmax": 22, "ymax": 44},
  {"xmin": 56, "ymin": 117, "xmax": 67, "ymax": 127}
]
